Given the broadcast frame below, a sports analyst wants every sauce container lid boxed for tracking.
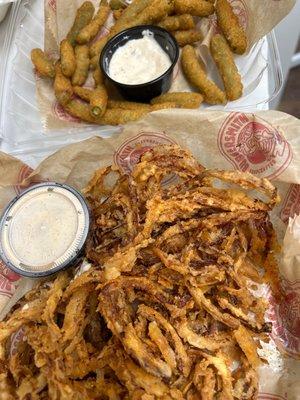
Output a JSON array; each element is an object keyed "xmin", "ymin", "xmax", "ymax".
[{"xmin": 0, "ymin": 182, "xmax": 90, "ymax": 278}]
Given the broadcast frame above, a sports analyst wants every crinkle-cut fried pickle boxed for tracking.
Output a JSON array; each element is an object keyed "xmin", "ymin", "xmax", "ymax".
[
  {"xmin": 216, "ymin": 0, "xmax": 247, "ymax": 55},
  {"xmin": 181, "ymin": 45, "xmax": 226, "ymax": 104},
  {"xmin": 174, "ymin": 0, "xmax": 214, "ymax": 17},
  {"xmin": 234, "ymin": 325, "xmax": 260, "ymax": 368},
  {"xmin": 60, "ymin": 39, "xmax": 76, "ymax": 78},
  {"xmin": 42, "ymin": 272, "xmax": 70, "ymax": 338},
  {"xmin": 72, "ymin": 45, "xmax": 90, "ymax": 86},
  {"xmin": 31, "ymin": 48, "xmax": 55, "ymax": 78},
  {"xmin": 67, "ymin": 1, "xmax": 95, "ymax": 46},
  {"xmin": 210, "ymin": 34, "xmax": 243, "ymax": 101},
  {"xmin": 77, "ymin": 0, "xmax": 110, "ymax": 44},
  {"xmin": 158, "ymin": 14, "xmax": 195, "ymax": 31}
]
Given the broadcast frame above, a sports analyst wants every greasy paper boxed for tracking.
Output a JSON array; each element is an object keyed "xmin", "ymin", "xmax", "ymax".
[
  {"xmin": 0, "ymin": 109, "xmax": 300, "ymax": 399},
  {"xmin": 36, "ymin": 0, "xmax": 296, "ymax": 131}
]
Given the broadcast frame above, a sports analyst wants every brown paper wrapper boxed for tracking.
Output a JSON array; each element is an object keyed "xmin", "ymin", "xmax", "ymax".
[
  {"xmin": 1, "ymin": 109, "xmax": 300, "ymax": 398},
  {"xmin": 36, "ymin": 0, "xmax": 296, "ymax": 131}
]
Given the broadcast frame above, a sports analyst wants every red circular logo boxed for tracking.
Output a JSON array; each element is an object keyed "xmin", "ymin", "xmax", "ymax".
[
  {"xmin": 218, "ymin": 113, "xmax": 292, "ymax": 180},
  {"xmin": 52, "ymin": 101, "xmax": 81, "ymax": 123},
  {"xmin": 0, "ymin": 261, "xmax": 20, "ymax": 283},
  {"xmin": 280, "ymin": 184, "xmax": 300, "ymax": 224},
  {"xmin": 267, "ymin": 279, "xmax": 300, "ymax": 358},
  {"xmin": 114, "ymin": 132, "xmax": 176, "ymax": 175}
]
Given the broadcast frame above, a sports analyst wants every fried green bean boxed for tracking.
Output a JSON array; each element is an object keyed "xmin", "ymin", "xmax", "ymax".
[
  {"xmin": 73, "ymin": 86, "xmax": 92, "ymax": 102},
  {"xmin": 60, "ymin": 39, "xmax": 76, "ymax": 78},
  {"xmin": 151, "ymin": 92, "xmax": 203, "ymax": 108},
  {"xmin": 90, "ymin": 85, "xmax": 108, "ymax": 116},
  {"xmin": 77, "ymin": 0, "xmax": 110, "ymax": 44},
  {"xmin": 210, "ymin": 34, "xmax": 243, "ymax": 101},
  {"xmin": 54, "ymin": 64, "xmax": 73, "ymax": 106},
  {"xmin": 158, "ymin": 14, "xmax": 195, "ymax": 31},
  {"xmin": 67, "ymin": 1, "xmax": 95, "ymax": 46},
  {"xmin": 31, "ymin": 49, "xmax": 55, "ymax": 78},
  {"xmin": 181, "ymin": 45, "xmax": 226, "ymax": 104},
  {"xmin": 72, "ymin": 45, "xmax": 90, "ymax": 86},
  {"xmin": 93, "ymin": 67, "xmax": 104, "ymax": 86},
  {"xmin": 174, "ymin": 0, "xmax": 214, "ymax": 17},
  {"xmin": 173, "ymin": 30, "xmax": 202, "ymax": 46},
  {"xmin": 215, "ymin": 0, "xmax": 247, "ymax": 55}
]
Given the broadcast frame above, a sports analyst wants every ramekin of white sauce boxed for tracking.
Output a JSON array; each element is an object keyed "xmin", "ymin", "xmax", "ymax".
[
  {"xmin": 100, "ymin": 25, "xmax": 179, "ymax": 102},
  {"xmin": 0, "ymin": 183, "xmax": 90, "ymax": 278}
]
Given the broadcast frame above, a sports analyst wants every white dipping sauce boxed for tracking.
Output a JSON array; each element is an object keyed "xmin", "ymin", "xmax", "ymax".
[{"xmin": 109, "ymin": 31, "xmax": 172, "ymax": 85}]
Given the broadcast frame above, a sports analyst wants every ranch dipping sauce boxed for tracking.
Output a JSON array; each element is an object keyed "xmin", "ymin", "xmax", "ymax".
[{"xmin": 108, "ymin": 30, "xmax": 172, "ymax": 85}]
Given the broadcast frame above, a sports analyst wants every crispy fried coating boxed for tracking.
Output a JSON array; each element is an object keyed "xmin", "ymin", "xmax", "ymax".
[
  {"xmin": 73, "ymin": 85, "xmax": 92, "ymax": 102},
  {"xmin": 77, "ymin": 0, "xmax": 110, "ymax": 44},
  {"xmin": 174, "ymin": 0, "xmax": 214, "ymax": 17},
  {"xmin": 90, "ymin": 84, "xmax": 108, "ymax": 116},
  {"xmin": 93, "ymin": 67, "xmax": 104, "ymax": 86},
  {"xmin": 158, "ymin": 14, "xmax": 195, "ymax": 31},
  {"xmin": 108, "ymin": 99, "xmax": 151, "ymax": 111},
  {"xmin": 54, "ymin": 64, "xmax": 73, "ymax": 106},
  {"xmin": 181, "ymin": 45, "xmax": 226, "ymax": 104},
  {"xmin": 0, "ymin": 144, "xmax": 281, "ymax": 399},
  {"xmin": 173, "ymin": 29, "xmax": 202, "ymax": 46},
  {"xmin": 113, "ymin": 9, "xmax": 123, "ymax": 20},
  {"xmin": 101, "ymin": 108, "xmax": 148, "ymax": 125},
  {"xmin": 30, "ymin": 49, "xmax": 55, "ymax": 78},
  {"xmin": 110, "ymin": 0, "xmax": 126, "ymax": 10},
  {"xmin": 60, "ymin": 39, "xmax": 76, "ymax": 78},
  {"xmin": 66, "ymin": 1, "xmax": 95, "ymax": 46},
  {"xmin": 151, "ymin": 91, "xmax": 203, "ymax": 108},
  {"xmin": 72, "ymin": 45, "xmax": 90, "ymax": 86},
  {"xmin": 216, "ymin": 0, "xmax": 247, "ymax": 55},
  {"xmin": 210, "ymin": 34, "xmax": 243, "ymax": 101}
]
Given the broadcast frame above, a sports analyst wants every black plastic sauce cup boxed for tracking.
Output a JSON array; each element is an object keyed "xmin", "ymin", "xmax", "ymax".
[{"xmin": 100, "ymin": 25, "xmax": 180, "ymax": 103}]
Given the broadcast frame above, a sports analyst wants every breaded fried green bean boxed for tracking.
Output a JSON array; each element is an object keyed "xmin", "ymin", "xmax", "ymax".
[
  {"xmin": 30, "ymin": 49, "xmax": 55, "ymax": 78},
  {"xmin": 109, "ymin": 0, "xmax": 125, "ymax": 10},
  {"xmin": 113, "ymin": 9, "xmax": 123, "ymax": 20},
  {"xmin": 54, "ymin": 64, "xmax": 73, "ymax": 106},
  {"xmin": 60, "ymin": 39, "xmax": 76, "ymax": 78},
  {"xmin": 151, "ymin": 102, "xmax": 177, "ymax": 111},
  {"xmin": 64, "ymin": 99, "xmax": 95, "ymax": 123},
  {"xmin": 110, "ymin": 0, "xmax": 171, "ymax": 38},
  {"xmin": 181, "ymin": 45, "xmax": 226, "ymax": 104},
  {"xmin": 93, "ymin": 67, "xmax": 104, "ymax": 86},
  {"xmin": 67, "ymin": 1, "xmax": 95, "ymax": 46},
  {"xmin": 89, "ymin": 35, "xmax": 108, "ymax": 61},
  {"xmin": 72, "ymin": 45, "xmax": 90, "ymax": 86},
  {"xmin": 174, "ymin": 0, "xmax": 214, "ymax": 17},
  {"xmin": 173, "ymin": 30, "xmax": 202, "ymax": 46},
  {"xmin": 216, "ymin": 0, "xmax": 247, "ymax": 55},
  {"xmin": 158, "ymin": 14, "xmax": 195, "ymax": 31},
  {"xmin": 108, "ymin": 100, "xmax": 151, "ymax": 111},
  {"xmin": 113, "ymin": 0, "xmax": 152, "ymax": 29},
  {"xmin": 90, "ymin": 85, "xmax": 108, "ymax": 116},
  {"xmin": 77, "ymin": 0, "xmax": 110, "ymax": 44},
  {"xmin": 210, "ymin": 34, "xmax": 243, "ymax": 101},
  {"xmin": 73, "ymin": 86, "xmax": 92, "ymax": 102},
  {"xmin": 101, "ymin": 109, "xmax": 148, "ymax": 125},
  {"xmin": 151, "ymin": 92, "xmax": 203, "ymax": 108}
]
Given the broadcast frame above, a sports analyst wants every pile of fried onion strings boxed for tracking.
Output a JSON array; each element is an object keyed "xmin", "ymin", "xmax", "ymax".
[{"xmin": 0, "ymin": 145, "xmax": 281, "ymax": 400}]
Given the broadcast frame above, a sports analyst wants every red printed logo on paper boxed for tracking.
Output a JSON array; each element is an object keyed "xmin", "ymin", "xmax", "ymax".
[
  {"xmin": 258, "ymin": 394, "xmax": 287, "ymax": 400},
  {"xmin": 0, "ymin": 272, "xmax": 15, "ymax": 298},
  {"xmin": 211, "ymin": 0, "xmax": 248, "ymax": 33},
  {"xmin": 52, "ymin": 101, "xmax": 81, "ymax": 123},
  {"xmin": 267, "ymin": 279, "xmax": 300, "ymax": 358},
  {"xmin": 114, "ymin": 132, "xmax": 176, "ymax": 174},
  {"xmin": 218, "ymin": 113, "xmax": 292, "ymax": 180},
  {"xmin": 0, "ymin": 261, "xmax": 20, "ymax": 283},
  {"xmin": 280, "ymin": 184, "xmax": 300, "ymax": 223},
  {"xmin": 48, "ymin": 0, "xmax": 56, "ymax": 12}
]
